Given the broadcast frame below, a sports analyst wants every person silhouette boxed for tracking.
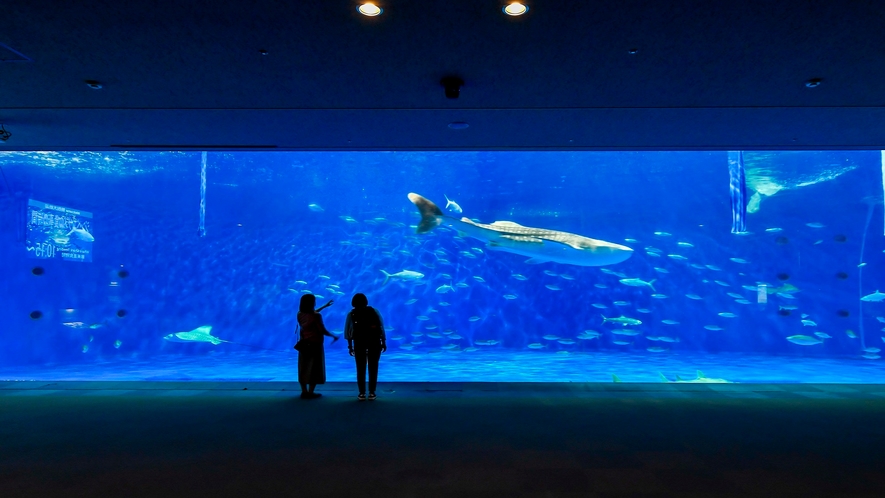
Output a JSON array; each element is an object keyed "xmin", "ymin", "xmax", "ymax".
[
  {"xmin": 296, "ymin": 294, "xmax": 338, "ymax": 399},
  {"xmin": 344, "ymin": 293, "xmax": 386, "ymax": 400}
]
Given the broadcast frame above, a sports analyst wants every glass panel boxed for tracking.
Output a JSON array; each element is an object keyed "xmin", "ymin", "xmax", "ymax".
[{"xmin": 0, "ymin": 151, "xmax": 882, "ymax": 382}]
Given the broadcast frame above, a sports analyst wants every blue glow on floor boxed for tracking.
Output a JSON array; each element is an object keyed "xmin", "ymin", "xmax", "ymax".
[{"xmin": 3, "ymin": 350, "xmax": 885, "ymax": 383}]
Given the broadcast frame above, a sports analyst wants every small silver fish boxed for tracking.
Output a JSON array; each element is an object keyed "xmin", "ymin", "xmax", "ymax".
[{"xmin": 444, "ymin": 194, "xmax": 463, "ymax": 214}]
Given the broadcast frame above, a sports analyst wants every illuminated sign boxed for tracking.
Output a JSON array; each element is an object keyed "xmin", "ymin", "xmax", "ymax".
[{"xmin": 26, "ymin": 199, "xmax": 94, "ymax": 262}]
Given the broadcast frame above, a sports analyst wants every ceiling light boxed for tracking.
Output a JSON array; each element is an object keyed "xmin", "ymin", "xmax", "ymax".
[
  {"xmin": 503, "ymin": 2, "xmax": 528, "ymax": 16},
  {"xmin": 358, "ymin": 3, "xmax": 382, "ymax": 16}
]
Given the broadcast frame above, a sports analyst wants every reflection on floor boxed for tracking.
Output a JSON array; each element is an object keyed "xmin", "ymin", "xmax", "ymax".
[
  {"xmin": 5, "ymin": 350, "xmax": 885, "ymax": 383},
  {"xmin": 3, "ymin": 381, "xmax": 885, "ymax": 497}
]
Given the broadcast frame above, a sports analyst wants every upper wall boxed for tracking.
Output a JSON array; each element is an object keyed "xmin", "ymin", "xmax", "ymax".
[{"xmin": 1, "ymin": 0, "xmax": 884, "ymax": 150}]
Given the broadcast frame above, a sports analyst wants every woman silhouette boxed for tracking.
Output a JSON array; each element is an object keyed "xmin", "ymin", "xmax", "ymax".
[{"xmin": 296, "ymin": 294, "xmax": 339, "ymax": 399}]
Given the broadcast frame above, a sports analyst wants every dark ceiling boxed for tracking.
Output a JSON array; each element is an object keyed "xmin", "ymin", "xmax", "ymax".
[{"xmin": 1, "ymin": 0, "xmax": 884, "ymax": 150}]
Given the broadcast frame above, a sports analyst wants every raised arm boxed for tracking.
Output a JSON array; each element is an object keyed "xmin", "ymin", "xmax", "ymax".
[{"xmin": 317, "ymin": 313, "xmax": 339, "ymax": 342}]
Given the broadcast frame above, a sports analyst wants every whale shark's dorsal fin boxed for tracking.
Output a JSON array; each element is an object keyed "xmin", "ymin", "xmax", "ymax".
[
  {"xmin": 696, "ymin": 370, "xmax": 705, "ymax": 379},
  {"xmin": 408, "ymin": 193, "xmax": 443, "ymax": 234}
]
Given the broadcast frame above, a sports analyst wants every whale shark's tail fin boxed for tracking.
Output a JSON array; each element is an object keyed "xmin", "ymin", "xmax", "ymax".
[
  {"xmin": 408, "ymin": 193, "xmax": 444, "ymax": 234},
  {"xmin": 380, "ymin": 270, "xmax": 391, "ymax": 286}
]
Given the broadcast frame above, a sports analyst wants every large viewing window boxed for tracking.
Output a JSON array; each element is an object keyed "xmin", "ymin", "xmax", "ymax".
[{"xmin": 0, "ymin": 150, "xmax": 883, "ymax": 383}]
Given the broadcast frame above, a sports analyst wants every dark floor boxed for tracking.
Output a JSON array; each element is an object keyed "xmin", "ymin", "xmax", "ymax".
[{"xmin": 2, "ymin": 381, "xmax": 885, "ymax": 497}]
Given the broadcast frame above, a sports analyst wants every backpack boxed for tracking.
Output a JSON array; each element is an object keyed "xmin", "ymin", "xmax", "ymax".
[{"xmin": 351, "ymin": 306, "xmax": 382, "ymax": 342}]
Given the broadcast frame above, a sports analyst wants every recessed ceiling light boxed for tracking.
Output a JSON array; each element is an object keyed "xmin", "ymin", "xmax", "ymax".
[
  {"xmin": 805, "ymin": 78, "xmax": 822, "ymax": 88},
  {"xmin": 503, "ymin": 2, "xmax": 528, "ymax": 16},
  {"xmin": 358, "ymin": 3, "xmax": 383, "ymax": 16},
  {"xmin": 448, "ymin": 122, "xmax": 469, "ymax": 130}
]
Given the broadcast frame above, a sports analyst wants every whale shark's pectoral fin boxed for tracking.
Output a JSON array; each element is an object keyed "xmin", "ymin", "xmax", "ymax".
[{"xmin": 524, "ymin": 257, "xmax": 549, "ymax": 264}]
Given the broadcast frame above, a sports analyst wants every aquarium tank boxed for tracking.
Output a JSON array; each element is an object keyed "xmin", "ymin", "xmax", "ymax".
[{"xmin": 1, "ymin": 150, "xmax": 884, "ymax": 383}]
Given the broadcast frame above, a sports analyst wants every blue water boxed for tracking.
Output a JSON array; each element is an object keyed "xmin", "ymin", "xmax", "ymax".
[{"xmin": 1, "ymin": 150, "xmax": 884, "ymax": 382}]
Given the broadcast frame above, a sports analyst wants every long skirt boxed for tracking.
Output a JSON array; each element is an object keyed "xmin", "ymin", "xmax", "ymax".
[{"xmin": 298, "ymin": 343, "xmax": 326, "ymax": 385}]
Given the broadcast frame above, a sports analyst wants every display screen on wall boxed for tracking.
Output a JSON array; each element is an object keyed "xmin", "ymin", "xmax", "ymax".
[{"xmin": 25, "ymin": 199, "xmax": 94, "ymax": 262}]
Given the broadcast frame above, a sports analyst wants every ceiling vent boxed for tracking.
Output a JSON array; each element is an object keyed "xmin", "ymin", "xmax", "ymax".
[{"xmin": 0, "ymin": 42, "xmax": 31, "ymax": 62}]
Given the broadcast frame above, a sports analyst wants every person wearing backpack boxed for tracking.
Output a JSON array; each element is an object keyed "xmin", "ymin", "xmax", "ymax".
[{"xmin": 344, "ymin": 293, "xmax": 386, "ymax": 400}]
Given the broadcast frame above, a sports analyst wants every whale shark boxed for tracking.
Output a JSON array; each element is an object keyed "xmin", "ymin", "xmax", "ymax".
[
  {"xmin": 163, "ymin": 325, "xmax": 227, "ymax": 345},
  {"xmin": 408, "ymin": 193, "xmax": 633, "ymax": 267}
]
